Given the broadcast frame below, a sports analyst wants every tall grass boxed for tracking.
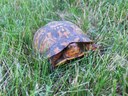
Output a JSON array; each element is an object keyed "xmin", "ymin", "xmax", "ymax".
[{"xmin": 0, "ymin": 0, "xmax": 128, "ymax": 96}]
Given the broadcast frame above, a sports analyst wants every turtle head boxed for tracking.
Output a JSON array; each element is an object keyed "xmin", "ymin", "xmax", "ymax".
[{"xmin": 64, "ymin": 43, "xmax": 81, "ymax": 58}]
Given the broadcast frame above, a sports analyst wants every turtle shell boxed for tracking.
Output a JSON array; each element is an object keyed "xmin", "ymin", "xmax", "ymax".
[{"xmin": 33, "ymin": 21, "xmax": 93, "ymax": 58}]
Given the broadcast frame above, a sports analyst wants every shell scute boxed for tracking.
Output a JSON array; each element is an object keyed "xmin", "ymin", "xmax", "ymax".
[
  {"xmin": 34, "ymin": 21, "xmax": 93, "ymax": 58},
  {"xmin": 54, "ymin": 47, "xmax": 61, "ymax": 54}
]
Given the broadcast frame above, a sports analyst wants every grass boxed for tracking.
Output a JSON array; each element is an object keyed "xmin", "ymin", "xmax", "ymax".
[{"xmin": 0, "ymin": 0, "xmax": 128, "ymax": 96}]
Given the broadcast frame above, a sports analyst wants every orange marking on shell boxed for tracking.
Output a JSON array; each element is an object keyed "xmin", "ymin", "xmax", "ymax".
[
  {"xmin": 37, "ymin": 29, "xmax": 44, "ymax": 37},
  {"xmin": 76, "ymin": 27, "xmax": 83, "ymax": 34},
  {"xmin": 39, "ymin": 37, "xmax": 48, "ymax": 53},
  {"xmin": 34, "ymin": 29, "xmax": 44, "ymax": 49},
  {"xmin": 74, "ymin": 37, "xmax": 80, "ymax": 42},
  {"xmin": 39, "ymin": 36, "xmax": 54, "ymax": 53},
  {"xmin": 47, "ymin": 32, "xmax": 52, "ymax": 38},
  {"xmin": 61, "ymin": 42, "xmax": 68, "ymax": 46},
  {"xmin": 47, "ymin": 32, "xmax": 56, "ymax": 43},
  {"xmin": 63, "ymin": 31, "xmax": 70, "ymax": 38},
  {"xmin": 58, "ymin": 31, "xmax": 63, "ymax": 37},
  {"xmin": 54, "ymin": 47, "xmax": 61, "ymax": 54},
  {"xmin": 39, "ymin": 41, "xmax": 45, "ymax": 53}
]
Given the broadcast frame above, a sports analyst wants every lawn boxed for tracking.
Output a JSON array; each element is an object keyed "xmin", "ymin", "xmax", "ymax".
[{"xmin": 0, "ymin": 0, "xmax": 128, "ymax": 96}]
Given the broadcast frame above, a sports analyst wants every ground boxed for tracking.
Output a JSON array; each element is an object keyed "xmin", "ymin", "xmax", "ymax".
[{"xmin": 0, "ymin": 0, "xmax": 128, "ymax": 96}]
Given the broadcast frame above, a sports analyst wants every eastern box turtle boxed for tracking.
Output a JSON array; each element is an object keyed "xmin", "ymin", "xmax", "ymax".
[{"xmin": 33, "ymin": 21, "xmax": 97, "ymax": 68}]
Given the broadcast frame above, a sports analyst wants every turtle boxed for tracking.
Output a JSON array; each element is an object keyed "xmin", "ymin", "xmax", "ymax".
[{"xmin": 33, "ymin": 21, "xmax": 97, "ymax": 68}]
